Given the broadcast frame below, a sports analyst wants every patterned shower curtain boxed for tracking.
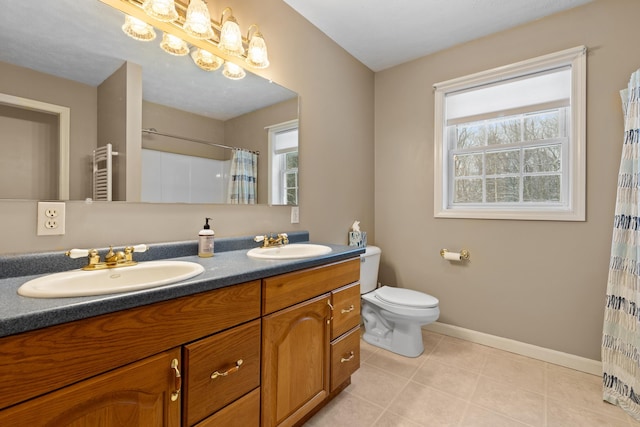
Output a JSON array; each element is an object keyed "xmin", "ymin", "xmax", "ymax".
[
  {"xmin": 226, "ymin": 150, "xmax": 257, "ymax": 204},
  {"xmin": 602, "ymin": 69, "xmax": 640, "ymax": 421}
]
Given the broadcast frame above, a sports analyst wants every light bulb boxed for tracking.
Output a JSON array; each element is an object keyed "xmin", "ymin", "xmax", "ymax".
[
  {"xmin": 183, "ymin": 0, "xmax": 214, "ymax": 39},
  {"xmin": 142, "ymin": 0, "xmax": 178, "ymax": 22},
  {"xmin": 191, "ymin": 48, "xmax": 223, "ymax": 71},
  {"xmin": 246, "ymin": 31, "xmax": 269, "ymax": 68},
  {"xmin": 160, "ymin": 33, "xmax": 189, "ymax": 56},
  {"xmin": 222, "ymin": 62, "xmax": 246, "ymax": 80},
  {"xmin": 122, "ymin": 15, "xmax": 156, "ymax": 42}
]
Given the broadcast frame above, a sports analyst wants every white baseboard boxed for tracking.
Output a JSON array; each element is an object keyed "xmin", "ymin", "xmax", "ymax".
[{"xmin": 423, "ymin": 322, "xmax": 602, "ymax": 376}]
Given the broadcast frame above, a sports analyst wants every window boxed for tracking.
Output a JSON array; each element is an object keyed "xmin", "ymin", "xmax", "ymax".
[
  {"xmin": 433, "ymin": 46, "xmax": 586, "ymax": 220},
  {"xmin": 267, "ymin": 120, "xmax": 299, "ymax": 205}
]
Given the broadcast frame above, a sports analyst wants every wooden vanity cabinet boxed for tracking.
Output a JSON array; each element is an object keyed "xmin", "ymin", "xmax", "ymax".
[
  {"xmin": 0, "ymin": 254, "xmax": 362, "ymax": 427},
  {"xmin": 261, "ymin": 258, "xmax": 361, "ymax": 427},
  {"xmin": 0, "ymin": 280, "xmax": 261, "ymax": 426}
]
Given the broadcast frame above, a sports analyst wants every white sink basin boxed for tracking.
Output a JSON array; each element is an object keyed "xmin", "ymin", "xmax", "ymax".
[
  {"xmin": 247, "ymin": 243, "xmax": 332, "ymax": 260},
  {"xmin": 18, "ymin": 261, "xmax": 205, "ymax": 298}
]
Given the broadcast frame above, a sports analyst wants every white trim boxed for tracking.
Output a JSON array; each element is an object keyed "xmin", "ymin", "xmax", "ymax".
[
  {"xmin": 0, "ymin": 93, "xmax": 70, "ymax": 200},
  {"xmin": 424, "ymin": 321, "xmax": 602, "ymax": 376},
  {"xmin": 267, "ymin": 119, "xmax": 299, "ymax": 206},
  {"xmin": 433, "ymin": 46, "xmax": 586, "ymax": 221}
]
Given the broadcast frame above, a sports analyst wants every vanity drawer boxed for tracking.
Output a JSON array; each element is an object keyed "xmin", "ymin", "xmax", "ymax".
[
  {"xmin": 330, "ymin": 326, "xmax": 360, "ymax": 392},
  {"xmin": 331, "ymin": 282, "xmax": 360, "ymax": 340},
  {"xmin": 194, "ymin": 387, "xmax": 260, "ymax": 427},
  {"xmin": 262, "ymin": 258, "xmax": 360, "ymax": 314},
  {"xmin": 183, "ymin": 319, "xmax": 261, "ymax": 426}
]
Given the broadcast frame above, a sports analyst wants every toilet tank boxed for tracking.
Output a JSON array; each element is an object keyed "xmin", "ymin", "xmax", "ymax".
[{"xmin": 359, "ymin": 246, "xmax": 381, "ymax": 294}]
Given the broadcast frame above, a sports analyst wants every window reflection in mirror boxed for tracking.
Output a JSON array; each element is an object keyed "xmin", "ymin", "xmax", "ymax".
[{"xmin": 267, "ymin": 120, "xmax": 299, "ymax": 205}]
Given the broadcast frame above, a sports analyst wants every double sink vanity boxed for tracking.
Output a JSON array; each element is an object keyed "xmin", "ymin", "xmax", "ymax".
[{"xmin": 0, "ymin": 232, "xmax": 363, "ymax": 426}]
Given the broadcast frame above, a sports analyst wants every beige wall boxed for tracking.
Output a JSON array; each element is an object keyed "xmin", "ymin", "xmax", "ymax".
[
  {"xmin": 0, "ymin": 105, "xmax": 58, "ymax": 199},
  {"xmin": 142, "ymin": 101, "xmax": 227, "ymax": 160},
  {"xmin": 0, "ymin": 61, "xmax": 97, "ymax": 199},
  {"xmin": 0, "ymin": 0, "xmax": 375, "ymax": 253},
  {"xmin": 374, "ymin": 0, "xmax": 639, "ymax": 360}
]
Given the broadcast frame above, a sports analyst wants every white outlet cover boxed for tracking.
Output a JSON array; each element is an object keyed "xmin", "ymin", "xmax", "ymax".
[
  {"xmin": 37, "ymin": 202, "xmax": 66, "ymax": 236},
  {"xmin": 291, "ymin": 206, "xmax": 300, "ymax": 224}
]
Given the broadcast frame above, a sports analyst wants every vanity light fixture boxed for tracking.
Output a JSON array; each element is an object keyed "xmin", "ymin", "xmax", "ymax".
[
  {"xmin": 102, "ymin": 0, "xmax": 270, "ymax": 80},
  {"xmin": 246, "ymin": 25, "xmax": 269, "ymax": 69},
  {"xmin": 160, "ymin": 32, "xmax": 189, "ymax": 56},
  {"xmin": 222, "ymin": 61, "xmax": 246, "ymax": 80},
  {"xmin": 183, "ymin": 0, "xmax": 214, "ymax": 40},
  {"xmin": 142, "ymin": 0, "xmax": 178, "ymax": 22},
  {"xmin": 191, "ymin": 48, "xmax": 223, "ymax": 71},
  {"xmin": 122, "ymin": 15, "xmax": 157, "ymax": 41},
  {"xmin": 218, "ymin": 8, "xmax": 244, "ymax": 56}
]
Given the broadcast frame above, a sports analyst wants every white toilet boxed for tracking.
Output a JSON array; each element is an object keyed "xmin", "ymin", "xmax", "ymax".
[{"xmin": 360, "ymin": 246, "xmax": 439, "ymax": 357}]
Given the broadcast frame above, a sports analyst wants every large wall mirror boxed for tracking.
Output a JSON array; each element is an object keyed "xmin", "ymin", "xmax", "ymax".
[{"xmin": 0, "ymin": 0, "xmax": 299, "ymax": 205}]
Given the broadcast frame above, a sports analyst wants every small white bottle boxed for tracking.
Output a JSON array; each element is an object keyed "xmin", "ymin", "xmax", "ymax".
[{"xmin": 198, "ymin": 218, "xmax": 214, "ymax": 258}]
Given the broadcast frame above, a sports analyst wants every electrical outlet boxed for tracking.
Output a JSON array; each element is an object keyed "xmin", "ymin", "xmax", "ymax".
[
  {"xmin": 37, "ymin": 202, "xmax": 66, "ymax": 236},
  {"xmin": 290, "ymin": 206, "xmax": 299, "ymax": 224}
]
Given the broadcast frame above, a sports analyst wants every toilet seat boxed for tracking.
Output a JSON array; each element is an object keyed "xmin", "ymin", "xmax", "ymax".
[{"xmin": 374, "ymin": 286, "xmax": 439, "ymax": 308}]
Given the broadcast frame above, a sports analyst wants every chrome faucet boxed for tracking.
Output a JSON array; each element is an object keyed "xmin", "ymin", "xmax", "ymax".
[
  {"xmin": 254, "ymin": 233, "xmax": 289, "ymax": 248},
  {"xmin": 65, "ymin": 244, "xmax": 149, "ymax": 270}
]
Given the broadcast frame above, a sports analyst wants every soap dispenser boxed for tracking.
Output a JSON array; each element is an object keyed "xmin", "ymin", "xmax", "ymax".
[{"xmin": 198, "ymin": 218, "xmax": 215, "ymax": 258}]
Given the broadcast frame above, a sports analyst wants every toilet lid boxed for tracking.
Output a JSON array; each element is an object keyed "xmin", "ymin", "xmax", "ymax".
[{"xmin": 375, "ymin": 286, "xmax": 439, "ymax": 308}]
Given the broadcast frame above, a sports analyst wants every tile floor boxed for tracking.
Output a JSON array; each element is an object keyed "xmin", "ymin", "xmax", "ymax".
[{"xmin": 305, "ymin": 330, "xmax": 640, "ymax": 427}]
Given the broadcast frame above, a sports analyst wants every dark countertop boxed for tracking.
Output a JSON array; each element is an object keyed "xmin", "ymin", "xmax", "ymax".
[{"xmin": 0, "ymin": 232, "xmax": 365, "ymax": 338}]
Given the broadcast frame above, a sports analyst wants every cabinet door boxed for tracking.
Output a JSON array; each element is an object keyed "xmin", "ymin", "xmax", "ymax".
[
  {"xmin": 262, "ymin": 294, "xmax": 332, "ymax": 427},
  {"xmin": 0, "ymin": 348, "xmax": 181, "ymax": 427}
]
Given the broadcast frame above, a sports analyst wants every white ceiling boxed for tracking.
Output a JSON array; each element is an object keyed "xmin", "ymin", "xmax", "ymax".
[{"xmin": 283, "ymin": 0, "xmax": 594, "ymax": 71}]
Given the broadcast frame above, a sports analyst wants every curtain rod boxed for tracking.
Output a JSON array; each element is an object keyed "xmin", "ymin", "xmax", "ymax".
[{"xmin": 141, "ymin": 128, "xmax": 259, "ymax": 155}]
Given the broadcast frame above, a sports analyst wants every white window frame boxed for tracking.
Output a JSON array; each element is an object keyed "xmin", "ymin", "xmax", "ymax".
[
  {"xmin": 266, "ymin": 119, "xmax": 299, "ymax": 206},
  {"xmin": 433, "ymin": 46, "xmax": 586, "ymax": 221}
]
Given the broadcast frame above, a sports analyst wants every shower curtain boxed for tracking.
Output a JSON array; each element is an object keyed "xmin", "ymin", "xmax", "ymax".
[
  {"xmin": 226, "ymin": 150, "xmax": 257, "ymax": 204},
  {"xmin": 602, "ymin": 68, "xmax": 640, "ymax": 421}
]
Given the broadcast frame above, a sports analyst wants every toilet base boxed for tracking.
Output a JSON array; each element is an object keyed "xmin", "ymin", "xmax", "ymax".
[
  {"xmin": 362, "ymin": 325, "xmax": 424, "ymax": 358},
  {"xmin": 361, "ymin": 303, "xmax": 438, "ymax": 358}
]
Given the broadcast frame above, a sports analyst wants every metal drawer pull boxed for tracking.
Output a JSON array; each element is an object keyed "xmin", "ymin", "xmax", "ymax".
[
  {"xmin": 340, "ymin": 351, "xmax": 355, "ymax": 363},
  {"xmin": 170, "ymin": 358, "xmax": 181, "ymax": 401},
  {"xmin": 341, "ymin": 305, "xmax": 355, "ymax": 314},
  {"xmin": 211, "ymin": 359, "xmax": 243, "ymax": 379}
]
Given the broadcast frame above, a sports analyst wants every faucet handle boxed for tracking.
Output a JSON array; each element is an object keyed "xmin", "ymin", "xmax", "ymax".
[
  {"xmin": 254, "ymin": 235, "xmax": 266, "ymax": 243},
  {"xmin": 123, "ymin": 244, "xmax": 148, "ymax": 262},
  {"xmin": 128, "ymin": 244, "xmax": 149, "ymax": 253},
  {"xmin": 65, "ymin": 248, "xmax": 91, "ymax": 259}
]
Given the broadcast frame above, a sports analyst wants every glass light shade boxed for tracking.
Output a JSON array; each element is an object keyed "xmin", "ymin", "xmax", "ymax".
[
  {"xmin": 219, "ymin": 16, "xmax": 244, "ymax": 56},
  {"xmin": 160, "ymin": 33, "xmax": 189, "ymax": 56},
  {"xmin": 246, "ymin": 32, "xmax": 269, "ymax": 68},
  {"xmin": 222, "ymin": 61, "xmax": 246, "ymax": 80},
  {"xmin": 142, "ymin": 0, "xmax": 178, "ymax": 22},
  {"xmin": 183, "ymin": 0, "xmax": 214, "ymax": 40},
  {"xmin": 122, "ymin": 15, "xmax": 156, "ymax": 41},
  {"xmin": 191, "ymin": 48, "xmax": 223, "ymax": 71}
]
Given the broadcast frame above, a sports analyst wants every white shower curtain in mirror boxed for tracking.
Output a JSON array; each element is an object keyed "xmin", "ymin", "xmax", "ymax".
[
  {"xmin": 226, "ymin": 150, "xmax": 257, "ymax": 204},
  {"xmin": 603, "ymin": 68, "xmax": 640, "ymax": 421}
]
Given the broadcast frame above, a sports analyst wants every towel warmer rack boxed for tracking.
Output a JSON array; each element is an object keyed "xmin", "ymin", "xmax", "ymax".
[{"xmin": 92, "ymin": 143, "xmax": 118, "ymax": 201}]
